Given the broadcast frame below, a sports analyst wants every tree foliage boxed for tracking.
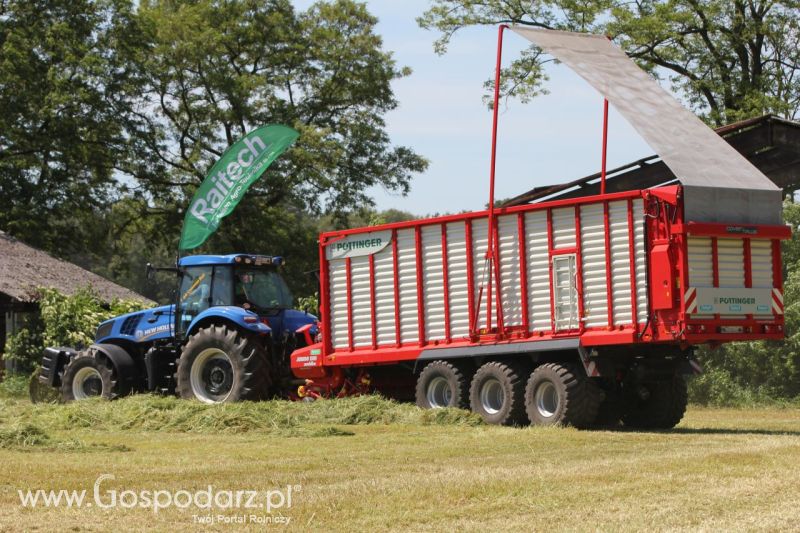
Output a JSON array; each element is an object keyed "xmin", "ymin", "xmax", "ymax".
[
  {"xmin": 3, "ymin": 287, "xmax": 151, "ymax": 373},
  {"xmin": 0, "ymin": 0, "xmax": 426, "ymax": 302},
  {"xmin": 418, "ymin": 0, "xmax": 800, "ymax": 125}
]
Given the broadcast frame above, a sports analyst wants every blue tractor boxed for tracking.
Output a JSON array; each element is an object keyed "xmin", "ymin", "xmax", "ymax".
[{"xmin": 37, "ymin": 254, "xmax": 317, "ymax": 403}]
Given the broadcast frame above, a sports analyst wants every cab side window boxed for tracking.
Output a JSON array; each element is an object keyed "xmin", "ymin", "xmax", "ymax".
[
  {"xmin": 212, "ymin": 267, "xmax": 233, "ymax": 306},
  {"xmin": 179, "ymin": 266, "xmax": 213, "ymax": 332}
]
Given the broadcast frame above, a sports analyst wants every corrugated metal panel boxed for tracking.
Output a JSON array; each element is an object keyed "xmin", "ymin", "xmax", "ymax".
[
  {"xmin": 580, "ymin": 203, "xmax": 608, "ymax": 327},
  {"xmin": 329, "ymin": 259, "xmax": 349, "ymax": 349},
  {"xmin": 497, "ymin": 214, "xmax": 523, "ymax": 326},
  {"xmin": 373, "ymin": 245, "xmax": 396, "ymax": 346},
  {"xmin": 396, "ymin": 228, "xmax": 419, "ymax": 344},
  {"xmin": 632, "ymin": 199, "xmax": 648, "ymax": 323},
  {"xmin": 609, "ymin": 200, "xmax": 633, "ymax": 325},
  {"xmin": 525, "ymin": 211, "xmax": 550, "ymax": 331},
  {"xmin": 471, "ymin": 217, "xmax": 489, "ymax": 330},
  {"xmin": 421, "ymin": 225, "xmax": 446, "ymax": 341},
  {"xmin": 446, "ymin": 222, "xmax": 470, "ymax": 339},
  {"xmin": 350, "ymin": 255, "xmax": 372, "ymax": 347},
  {"xmin": 687, "ymin": 237, "xmax": 713, "ymax": 286},
  {"xmin": 717, "ymin": 238, "xmax": 744, "ymax": 288},
  {"xmin": 687, "ymin": 236, "xmax": 714, "ymax": 320},
  {"xmin": 552, "ymin": 207, "xmax": 576, "ymax": 249},
  {"xmin": 717, "ymin": 237, "xmax": 745, "ymax": 319},
  {"xmin": 750, "ymin": 239, "xmax": 774, "ymax": 289},
  {"xmin": 327, "ymin": 197, "xmax": 648, "ymax": 349}
]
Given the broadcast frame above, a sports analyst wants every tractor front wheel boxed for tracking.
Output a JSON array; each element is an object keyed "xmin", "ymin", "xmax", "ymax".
[
  {"xmin": 60, "ymin": 349, "xmax": 121, "ymax": 402},
  {"xmin": 176, "ymin": 325, "xmax": 271, "ymax": 403}
]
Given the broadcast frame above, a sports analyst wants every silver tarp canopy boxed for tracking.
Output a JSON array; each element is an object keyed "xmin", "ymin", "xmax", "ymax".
[{"xmin": 511, "ymin": 27, "xmax": 782, "ymax": 225}]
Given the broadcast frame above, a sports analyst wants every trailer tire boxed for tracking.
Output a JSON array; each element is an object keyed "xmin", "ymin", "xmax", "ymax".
[
  {"xmin": 416, "ymin": 360, "xmax": 470, "ymax": 409},
  {"xmin": 469, "ymin": 361, "xmax": 527, "ymax": 426},
  {"xmin": 60, "ymin": 349, "xmax": 122, "ymax": 402},
  {"xmin": 177, "ymin": 325, "xmax": 270, "ymax": 403},
  {"xmin": 524, "ymin": 363, "xmax": 602, "ymax": 428},
  {"xmin": 622, "ymin": 375, "xmax": 688, "ymax": 430}
]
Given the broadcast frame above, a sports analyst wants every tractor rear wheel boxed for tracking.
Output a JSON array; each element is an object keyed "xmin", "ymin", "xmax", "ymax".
[
  {"xmin": 524, "ymin": 363, "xmax": 602, "ymax": 428},
  {"xmin": 415, "ymin": 360, "xmax": 470, "ymax": 409},
  {"xmin": 60, "ymin": 349, "xmax": 124, "ymax": 402},
  {"xmin": 176, "ymin": 325, "xmax": 270, "ymax": 403},
  {"xmin": 469, "ymin": 361, "xmax": 527, "ymax": 426},
  {"xmin": 621, "ymin": 375, "xmax": 688, "ymax": 430}
]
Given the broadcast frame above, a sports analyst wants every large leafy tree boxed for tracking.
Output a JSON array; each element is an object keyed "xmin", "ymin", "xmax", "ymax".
[
  {"xmin": 418, "ymin": 0, "xmax": 800, "ymax": 125},
  {"xmin": 0, "ymin": 0, "xmax": 149, "ymax": 254},
  {"xmin": 1, "ymin": 0, "xmax": 426, "ymax": 300}
]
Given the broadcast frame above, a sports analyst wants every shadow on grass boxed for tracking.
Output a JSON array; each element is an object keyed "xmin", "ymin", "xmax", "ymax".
[{"xmin": 600, "ymin": 426, "xmax": 800, "ymax": 436}]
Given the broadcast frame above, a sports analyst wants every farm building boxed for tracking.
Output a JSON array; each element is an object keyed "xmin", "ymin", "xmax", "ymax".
[{"xmin": 0, "ymin": 231, "xmax": 153, "ymax": 367}]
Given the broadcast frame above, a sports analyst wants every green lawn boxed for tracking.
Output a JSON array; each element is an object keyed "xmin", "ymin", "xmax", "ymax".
[{"xmin": 0, "ymin": 397, "xmax": 798, "ymax": 531}]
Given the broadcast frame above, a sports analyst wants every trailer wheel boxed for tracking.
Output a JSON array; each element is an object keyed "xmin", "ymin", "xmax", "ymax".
[
  {"xmin": 622, "ymin": 375, "xmax": 688, "ymax": 429},
  {"xmin": 176, "ymin": 325, "xmax": 270, "ymax": 403},
  {"xmin": 415, "ymin": 360, "xmax": 470, "ymax": 409},
  {"xmin": 469, "ymin": 361, "xmax": 527, "ymax": 426},
  {"xmin": 60, "ymin": 350, "xmax": 119, "ymax": 402},
  {"xmin": 524, "ymin": 363, "xmax": 602, "ymax": 428}
]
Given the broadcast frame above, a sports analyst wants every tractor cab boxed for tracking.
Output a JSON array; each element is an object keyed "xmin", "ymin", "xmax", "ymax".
[{"xmin": 175, "ymin": 254, "xmax": 293, "ymax": 337}]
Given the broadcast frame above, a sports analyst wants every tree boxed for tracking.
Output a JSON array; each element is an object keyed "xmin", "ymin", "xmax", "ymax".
[
  {"xmin": 135, "ymin": 0, "xmax": 426, "ymax": 221},
  {"xmin": 0, "ymin": 0, "xmax": 150, "ymax": 255},
  {"xmin": 1, "ymin": 0, "xmax": 427, "ymax": 302},
  {"xmin": 418, "ymin": 1, "xmax": 800, "ymax": 125}
]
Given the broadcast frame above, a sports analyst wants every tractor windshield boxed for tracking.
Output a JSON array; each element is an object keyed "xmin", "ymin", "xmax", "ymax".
[{"xmin": 234, "ymin": 267, "xmax": 293, "ymax": 311}]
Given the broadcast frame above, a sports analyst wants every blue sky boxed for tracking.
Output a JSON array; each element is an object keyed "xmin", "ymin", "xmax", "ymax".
[{"xmin": 294, "ymin": 1, "xmax": 656, "ymax": 215}]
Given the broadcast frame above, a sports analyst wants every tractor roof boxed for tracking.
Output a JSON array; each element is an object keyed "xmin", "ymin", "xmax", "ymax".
[{"xmin": 179, "ymin": 254, "xmax": 282, "ymax": 267}]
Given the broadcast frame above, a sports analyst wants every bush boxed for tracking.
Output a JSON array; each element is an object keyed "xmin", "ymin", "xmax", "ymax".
[{"xmin": 2, "ymin": 287, "xmax": 151, "ymax": 375}]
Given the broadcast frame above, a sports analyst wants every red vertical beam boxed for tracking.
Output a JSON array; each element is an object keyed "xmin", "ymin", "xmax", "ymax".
[
  {"xmin": 465, "ymin": 220, "xmax": 476, "ymax": 335},
  {"xmin": 414, "ymin": 225, "xmax": 426, "ymax": 346},
  {"xmin": 603, "ymin": 201, "xmax": 614, "ymax": 327},
  {"xmin": 486, "ymin": 24, "xmax": 508, "ymax": 338},
  {"xmin": 441, "ymin": 223, "xmax": 452, "ymax": 342},
  {"xmin": 517, "ymin": 213, "xmax": 529, "ymax": 335},
  {"xmin": 368, "ymin": 254, "xmax": 377, "ymax": 350},
  {"xmin": 546, "ymin": 208, "xmax": 556, "ymax": 333},
  {"xmin": 743, "ymin": 238, "xmax": 753, "ymax": 323},
  {"xmin": 626, "ymin": 199, "xmax": 638, "ymax": 331},
  {"xmin": 711, "ymin": 237, "xmax": 720, "ymax": 287},
  {"xmin": 492, "ymin": 220, "xmax": 505, "ymax": 334},
  {"xmin": 574, "ymin": 205, "xmax": 586, "ymax": 333},
  {"xmin": 743, "ymin": 238, "xmax": 752, "ymax": 288},
  {"xmin": 319, "ymin": 238, "xmax": 332, "ymax": 356},
  {"xmin": 391, "ymin": 230, "xmax": 401, "ymax": 347},
  {"xmin": 345, "ymin": 257, "xmax": 354, "ymax": 351},
  {"xmin": 711, "ymin": 237, "xmax": 720, "ymax": 321}
]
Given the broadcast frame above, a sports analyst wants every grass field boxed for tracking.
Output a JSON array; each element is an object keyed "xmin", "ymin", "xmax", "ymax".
[{"xmin": 0, "ymin": 395, "xmax": 798, "ymax": 531}]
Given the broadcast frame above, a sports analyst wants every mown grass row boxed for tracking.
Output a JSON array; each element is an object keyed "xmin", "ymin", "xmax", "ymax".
[{"xmin": 0, "ymin": 393, "xmax": 482, "ymax": 450}]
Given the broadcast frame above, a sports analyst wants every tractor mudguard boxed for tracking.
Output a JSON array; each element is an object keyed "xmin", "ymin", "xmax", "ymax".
[
  {"xmin": 91, "ymin": 343, "xmax": 138, "ymax": 391},
  {"xmin": 185, "ymin": 306, "xmax": 271, "ymax": 337}
]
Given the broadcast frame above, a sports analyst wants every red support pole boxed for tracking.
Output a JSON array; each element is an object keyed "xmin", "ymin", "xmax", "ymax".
[
  {"xmin": 600, "ymin": 99, "xmax": 609, "ymax": 195},
  {"xmin": 486, "ymin": 24, "xmax": 508, "ymax": 336},
  {"xmin": 345, "ymin": 257, "xmax": 354, "ymax": 351},
  {"xmin": 368, "ymin": 254, "xmax": 377, "ymax": 350},
  {"xmin": 441, "ymin": 223, "xmax": 452, "ymax": 342},
  {"xmin": 391, "ymin": 230, "xmax": 401, "ymax": 347}
]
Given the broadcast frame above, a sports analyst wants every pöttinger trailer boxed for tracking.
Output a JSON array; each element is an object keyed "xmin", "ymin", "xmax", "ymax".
[
  {"xmin": 290, "ymin": 186, "xmax": 789, "ymax": 427},
  {"xmin": 289, "ymin": 27, "xmax": 791, "ymax": 428}
]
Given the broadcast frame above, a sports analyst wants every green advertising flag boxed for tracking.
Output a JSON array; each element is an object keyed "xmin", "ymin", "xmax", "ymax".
[{"xmin": 179, "ymin": 124, "xmax": 299, "ymax": 250}]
